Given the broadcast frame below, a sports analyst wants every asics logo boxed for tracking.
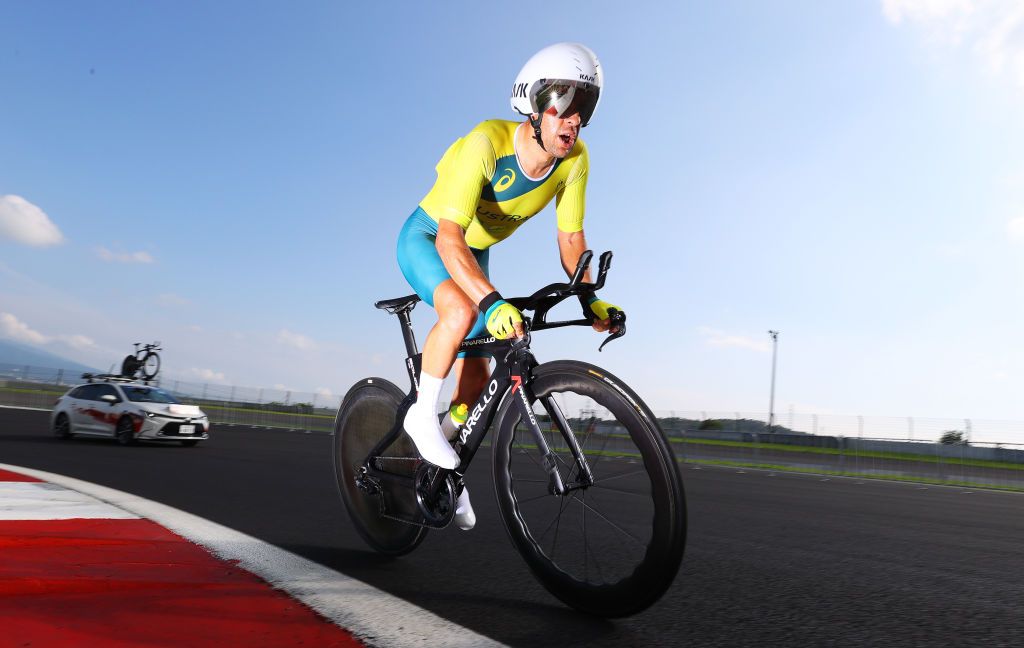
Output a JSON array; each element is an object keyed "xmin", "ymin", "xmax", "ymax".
[{"xmin": 494, "ymin": 169, "xmax": 516, "ymax": 192}]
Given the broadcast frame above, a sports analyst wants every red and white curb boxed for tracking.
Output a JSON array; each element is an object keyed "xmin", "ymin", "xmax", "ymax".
[{"xmin": 0, "ymin": 463, "xmax": 505, "ymax": 648}]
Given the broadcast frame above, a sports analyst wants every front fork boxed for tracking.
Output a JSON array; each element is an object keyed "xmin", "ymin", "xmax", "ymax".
[{"xmin": 511, "ymin": 368, "xmax": 595, "ymax": 497}]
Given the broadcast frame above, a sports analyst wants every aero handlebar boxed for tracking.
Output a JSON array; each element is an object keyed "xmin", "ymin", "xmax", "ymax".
[{"xmin": 507, "ymin": 250, "xmax": 626, "ymax": 351}]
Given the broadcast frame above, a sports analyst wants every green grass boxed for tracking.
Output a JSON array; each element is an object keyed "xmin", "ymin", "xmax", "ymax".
[
  {"xmin": 687, "ymin": 459, "xmax": 1024, "ymax": 493},
  {"xmin": 673, "ymin": 436, "xmax": 1024, "ymax": 472},
  {"xmin": 0, "ymin": 387, "xmax": 64, "ymax": 396},
  {"xmin": 509, "ymin": 441, "xmax": 1024, "ymax": 493},
  {"xmin": 199, "ymin": 403, "xmax": 336, "ymax": 420}
]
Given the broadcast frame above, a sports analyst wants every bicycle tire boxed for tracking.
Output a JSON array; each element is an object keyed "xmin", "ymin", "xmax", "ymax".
[
  {"xmin": 492, "ymin": 360, "xmax": 686, "ymax": 617},
  {"xmin": 333, "ymin": 378, "xmax": 428, "ymax": 556},
  {"xmin": 142, "ymin": 352, "xmax": 161, "ymax": 379}
]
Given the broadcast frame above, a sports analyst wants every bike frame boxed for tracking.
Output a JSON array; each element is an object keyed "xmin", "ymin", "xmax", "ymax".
[
  {"xmin": 361, "ymin": 251, "xmax": 620, "ymax": 522},
  {"xmin": 362, "ymin": 319, "xmax": 586, "ymax": 505}
]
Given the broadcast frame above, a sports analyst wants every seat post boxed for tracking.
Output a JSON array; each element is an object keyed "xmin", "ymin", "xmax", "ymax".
[{"xmin": 397, "ymin": 309, "xmax": 419, "ymax": 357}]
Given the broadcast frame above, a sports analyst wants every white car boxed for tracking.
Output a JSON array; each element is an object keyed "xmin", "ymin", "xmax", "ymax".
[{"xmin": 51, "ymin": 378, "xmax": 210, "ymax": 447}]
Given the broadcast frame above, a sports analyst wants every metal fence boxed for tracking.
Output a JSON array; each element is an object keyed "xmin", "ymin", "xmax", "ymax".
[
  {"xmin": 0, "ymin": 362, "xmax": 342, "ymax": 432},
  {"xmin": 2, "ymin": 362, "xmax": 1022, "ymax": 491}
]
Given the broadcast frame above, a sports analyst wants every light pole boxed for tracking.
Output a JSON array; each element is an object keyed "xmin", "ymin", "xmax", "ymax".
[{"xmin": 767, "ymin": 330, "xmax": 779, "ymax": 434}]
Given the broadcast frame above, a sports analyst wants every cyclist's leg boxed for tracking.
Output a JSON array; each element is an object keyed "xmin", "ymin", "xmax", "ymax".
[
  {"xmin": 448, "ymin": 246, "xmax": 491, "ymax": 417},
  {"xmin": 451, "ymin": 357, "xmax": 489, "ymax": 415},
  {"xmin": 396, "ymin": 209, "xmax": 487, "ymax": 469}
]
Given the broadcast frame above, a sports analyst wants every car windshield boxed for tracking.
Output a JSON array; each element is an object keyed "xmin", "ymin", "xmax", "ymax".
[{"xmin": 122, "ymin": 386, "xmax": 179, "ymax": 404}]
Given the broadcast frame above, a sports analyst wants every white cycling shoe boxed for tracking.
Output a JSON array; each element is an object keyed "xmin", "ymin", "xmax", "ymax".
[
  {"xmin": 403, "ymin": 403, "xmax": 459, "ymax": 470},
  {"xmin": 454, "ymin": 486, "xmax": 476, "ymax": 531}
]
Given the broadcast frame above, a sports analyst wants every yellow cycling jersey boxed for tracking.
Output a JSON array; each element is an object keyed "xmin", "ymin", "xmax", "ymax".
[{"xmin": 418, "ymin": 119, "xmax": 588, "ymax": 250}]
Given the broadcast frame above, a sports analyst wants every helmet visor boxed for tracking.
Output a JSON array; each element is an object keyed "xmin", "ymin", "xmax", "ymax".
[{"xmin": 535, "ymin": 80, "xmax": 600, "ymax": 127}]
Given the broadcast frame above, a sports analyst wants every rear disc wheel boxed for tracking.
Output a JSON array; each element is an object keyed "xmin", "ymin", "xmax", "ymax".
[{"xmin": 333, "ymin": 378, "xmax": 427, "ymax": 556}]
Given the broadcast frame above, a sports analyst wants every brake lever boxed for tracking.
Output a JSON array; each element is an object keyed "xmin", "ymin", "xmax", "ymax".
[
  {"xmin": 598, "ymin": 309, "xmax": 626, "ymax": 352},
  {"xmin": 503, "ymin": 325, "xmax": 533, "ymax": 364}
]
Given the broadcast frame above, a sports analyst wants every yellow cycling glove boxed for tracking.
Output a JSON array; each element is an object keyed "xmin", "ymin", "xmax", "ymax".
[
  {"xmin": 480, "ymin": 292, "xmax": 523, "ymax": 340},
  {"xmin": 585, "ymin": 295, "xmax": 622, "ymax": 321}
]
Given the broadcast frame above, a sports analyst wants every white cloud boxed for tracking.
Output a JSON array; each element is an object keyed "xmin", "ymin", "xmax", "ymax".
[
  {"xmin": 96, "ymin": 247, "xmax": 155, "ymax": 264},
  {"xmin": 156, "ymin": 293, "xmax": 191, "ymax": 307},
  {"xmin": 316, "ymin": 387, "xmax": 334, "ymax": 398},
  {"xmin": 0, "ymin": 312, "xmax": 49, "ymax": 345},
  {"xmin": 56, "ymin": 334, "xmax": 97, "ymax": 350},
  {"xmin": 0, "ymin": 195, "xmax": 65, "ymax": 247},
  {"xmin": 698, "ymin": 326, "xmax": 772, "ymax": 353},
  {"xmin": 1, "ymin": 311, "xmax": 98, "ymax": 353},
  {"xmin": 190, "ymin": 368, "xmax": 226, "ymax": 382},
  {"xmin": 882, "ymin": 0, "xmax": 973, "ymax": 26},
  {"xmin": 277, "ymin": 328, "xmax": 317, "ymax": 350},
  {"xmin": 1007, "ymin": 215, "xmax": 1024, "ymax": 241},
  {"xmin": 883, "ymin": 0, "xmax": 1024, "ymax": 87}
]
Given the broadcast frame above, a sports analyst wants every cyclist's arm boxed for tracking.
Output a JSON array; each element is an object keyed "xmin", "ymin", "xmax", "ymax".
[
  {"xmin": 557, "ymin": 229, "xmax": 593, "ymax": 284},
  {"xmin": 557, "ymin": 229, "xmax": 617, "ymax": 333},
  {"xmin": 432, "ymin": 129, "xmax": 499, "ymax": 302},
  {"xmin": 436, "ymin": 219, "xmax": 496, "ymax": 303}
]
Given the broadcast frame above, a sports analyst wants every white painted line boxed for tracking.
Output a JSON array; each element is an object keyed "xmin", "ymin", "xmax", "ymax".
[
  {"xmin": 0, "ymin": 405, "xmax": 52, "ymax": 412},
  {"xmin": 0, "ymin": 463, "xmax": 506, "ymax": 648},
  {"xmin": 0, "ymin": 482, "xmax": 139, "ymax": 520}
]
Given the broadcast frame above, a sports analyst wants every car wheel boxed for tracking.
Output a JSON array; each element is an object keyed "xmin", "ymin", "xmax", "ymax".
[
  {"xmin": 116, "ymin": 416, "xmax": 137, "ymax": 446},
  {"xmin": 180, "ymin": 440, "xmax": 199, "ymax": 447},
  {"xmin": 54, "ymin": 414, "xmax": 73, "ymax": 440}
]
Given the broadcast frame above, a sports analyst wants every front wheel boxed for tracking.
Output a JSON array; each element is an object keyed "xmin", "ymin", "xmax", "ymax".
[
  {"xmin": 142, "ymin": 352, "xmax": 161, "ymax": 379},
  {"xmin": 333, "ymin": 378, "xmax": 428, "ymax": 556},
  {"xmin": 116, "ymin": 416, "xmax": 137, "ymax": 446},
  {"xmin": 492, "ymin": 360, "xmax": 686, "ymax": 617}
]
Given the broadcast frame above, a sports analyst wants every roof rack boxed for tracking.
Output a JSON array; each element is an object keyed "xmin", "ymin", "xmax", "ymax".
[{"xmin": 81, "ymin": 373, "xmax": 154, "ymax": 385}]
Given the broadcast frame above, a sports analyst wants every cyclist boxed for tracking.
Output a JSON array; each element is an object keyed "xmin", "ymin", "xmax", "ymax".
[{"xmin": 396, "ymin": 42, "xmax": 622, "ymax": 530}]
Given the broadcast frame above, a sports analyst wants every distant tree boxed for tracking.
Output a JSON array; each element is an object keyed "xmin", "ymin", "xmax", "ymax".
[
  {"xmin": 939, "ymin": 430, "xmax": 967, "ymax": 445},
  {"xmin": 698, "ymin": 419, "xmax": 724, "ymax": 431}
]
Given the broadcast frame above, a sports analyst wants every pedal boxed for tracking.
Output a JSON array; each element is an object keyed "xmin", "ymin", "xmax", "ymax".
[{"xmin": 354, "ymin": 473, "xmax": 379, "ymax": 496}]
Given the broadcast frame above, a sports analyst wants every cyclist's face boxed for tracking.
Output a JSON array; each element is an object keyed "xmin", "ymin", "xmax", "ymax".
[{"xmin": 538, "ymin": 108, "xmax": 581, "ymax": 158}]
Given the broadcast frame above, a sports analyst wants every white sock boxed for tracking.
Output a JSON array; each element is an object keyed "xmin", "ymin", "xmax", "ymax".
[
  {"xmin": 455, "ymin": 485, "xmax": 476, "ymax": 531},
  {"xmin": 403, "ymin": 371, "xmax": 459, "ymax": 469}
]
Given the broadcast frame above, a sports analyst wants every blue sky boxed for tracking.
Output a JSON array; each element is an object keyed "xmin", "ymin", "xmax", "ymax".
[{"xmin": 3, "ymin": 1, "xmax": 1024, "ymax": 423}]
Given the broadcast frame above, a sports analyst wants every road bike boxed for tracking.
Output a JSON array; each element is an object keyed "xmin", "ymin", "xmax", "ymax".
[
  {"xmin": 333, "ymin": 251, "xmax": 686, "ymax": 617},
  {"xmin": 121, "ymin": 341, "xmax": 162, "ymax": 381}
]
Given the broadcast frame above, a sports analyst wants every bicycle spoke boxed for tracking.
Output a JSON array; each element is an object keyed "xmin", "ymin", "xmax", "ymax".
[
  {"xmin": 567, "ymin": 492, "xmax": 647, "ymax": 548},
  {"xmin": 592, "ymin": 467, "xmax": 652, "ymax": 486},
  {"xmin": 545, "ymin": 494, "xmax": 577, "ymax": 562},
  {"xmin": 591, "ymin": 483, "xmax": 652, "ymax": 498},
  {"xmin": 579, "ymin": 490, "xmax": 611, "ymax": 585},
  {"xmin": 537, "ymin": 491, "xmax": 574, "ymax": 546},
  {"xmin": 516, "ymin": 491, "xmax": 559, "ymax": 505},
  {"xmin": 582, "ymin": 488, "xmax": 588, "ymax": 582}
]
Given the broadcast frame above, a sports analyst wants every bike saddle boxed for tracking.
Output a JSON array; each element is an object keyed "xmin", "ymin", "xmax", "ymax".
[{"xmin": 375, "ymin": 294, "xmax": 421, "ymax": 314}]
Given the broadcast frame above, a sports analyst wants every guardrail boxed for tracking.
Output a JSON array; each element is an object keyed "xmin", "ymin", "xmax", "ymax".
[{"xmin": 2, "ymin": 365, "xmax": 1022, "ymax": 492}]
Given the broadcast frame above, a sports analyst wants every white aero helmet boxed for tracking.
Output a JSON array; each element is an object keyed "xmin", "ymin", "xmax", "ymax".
[{"xmin": 510, "ymin": 42, "xmax": 603, "ymax": 128}]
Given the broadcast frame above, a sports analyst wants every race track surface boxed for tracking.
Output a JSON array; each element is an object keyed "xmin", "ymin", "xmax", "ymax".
[{"xmin": 2, "ymin": 408, "xmax": 1023, "ymax": 647}]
